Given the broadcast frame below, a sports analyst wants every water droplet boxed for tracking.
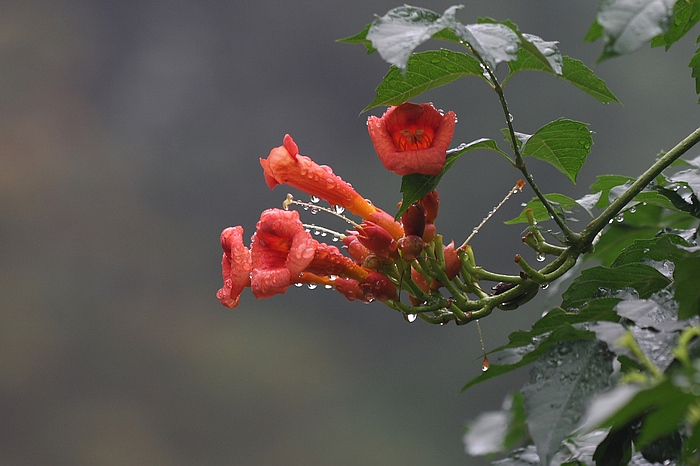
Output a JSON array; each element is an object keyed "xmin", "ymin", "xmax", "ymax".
[
  {"xmin": 313, "ymin": 229, "xmax": 321, "ymax": 235},
  {"xmin": 295, "ymin": 283, "xmax": 303, "ymax": 287},
  {"xmin": 608, "ymin": 219, "xmax": 614, "ymax": 224},
  {"xmin": 331, "ymin": 236, "xmax": 339, "ymax": 242},
  {"xmin": 307, "ymin": 283, "xmax": 317, "ymax": 290},
  {"xmin": 303, "ymin": 205, "xmax": 310, "ymax": 211},
  {"xmin": 309, "ymin": 195, "xmax": 320, "ymax": 203},
  {"xmin": 536, "ymin": 253, "xmax": 546, "ymax": 262},
  {"xmin": 481, "ymin": 356, "xmax": 490, "ymax": 371},
  {"xmin": 404, "ymin": 313, "xmax": 417, "ymax": 323},
  {"xmin": 324, "ymin": 284, "xmax": 333, "ymax": 289},
  {"xmin": 508, "ymin": 113, "xmax": 514, "ymax": 122},
  {"xmin": 310, "ymin": 207, "xmax": 319, "ymax": 215},
  {"xmin": 616, "ymin": 214, "xmax": 624, "ymax": 222},
  {"xmin": 333, "ymin": 205, "xmax": 345, "ymax": 214}
]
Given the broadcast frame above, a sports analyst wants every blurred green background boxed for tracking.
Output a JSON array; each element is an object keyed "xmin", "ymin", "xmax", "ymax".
[{"xmin": 2, "ymin": 1, "xmax": 697, "ymax": 464}]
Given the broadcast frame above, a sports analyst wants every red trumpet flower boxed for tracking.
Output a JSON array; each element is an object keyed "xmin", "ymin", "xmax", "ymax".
[{"xmin": 367, "ymin": 102, "xmax": 456, "ymax": 176}]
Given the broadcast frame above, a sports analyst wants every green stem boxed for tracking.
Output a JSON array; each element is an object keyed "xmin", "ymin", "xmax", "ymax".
[
  {"xmin": 475, "ymin": 52, "xmax": 578, "ymax": 242},
  {"xmin": 578, "ymin": 125, "xmax": 700, "ymax": 247}
]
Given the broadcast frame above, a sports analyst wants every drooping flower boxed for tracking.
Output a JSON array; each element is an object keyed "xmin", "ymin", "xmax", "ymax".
[
  {"xmin": 216, "ymin": 226, "xmax": 252, "ymax": 308},
  {"xmin": 260, "ymin": 134, "xmax": 403, "ymax": 239},
  {"xmin": 250, "ymin": 208, "xmax": 370, "ymax": 299},
  {"xmin": 367, "ymin": 102, "xmax": 456, "ymax": 176}
]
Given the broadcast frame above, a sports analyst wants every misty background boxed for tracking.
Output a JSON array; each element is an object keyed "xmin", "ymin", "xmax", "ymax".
[{"xmin": 2, "ymin": 1, "xmax": 698, "ymax": 464}]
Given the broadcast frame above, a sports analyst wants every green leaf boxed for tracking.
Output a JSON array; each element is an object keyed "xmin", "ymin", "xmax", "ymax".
[
  {"xmin": 365, "ymin": 5, "xmax": 461, "ymax": 72},
  {"xmin": 596, "ymin": 0, "xmax": 676, "ymax": 61},
  {"xmin": 363, "ymin": 50, "xmax": 485, "ymax": 111},
  {"xmin": 452, "ymin": 22, "xmax": 520, "ymax": 71},
  {"xmin": 505, "ymin": 52, "xmax": 621, "ymax": 104},
  {"xmin": 590, "ymin": 174, "xmax": 635, "ymax": 208},
  {"xmin": 521, "ymin": 119, "xmax": 593, "ymax": 184},
  {"xmin": 561, "ymin": 263, "xmax": 672, "ymax": 310},
  {"xmin": 651, "ymin": 0, "xmax": 700, "ymax": 49},
  {"xmin": 586, "ymin": 379, "xmax": 695, "ymax": 448},
  {"xmin": 521, "ymin": 340, "xmax": 613, "ymax": 465},
  {"xmin": 611, "ymin": 234, "xmax": 691, "ymax": 267},
  {"xmin": 461, "ymin": 325, "xmax": 595, "ymax": 392},
  {"xmin": 559, "ymin": 57, "xmax": 621, "ymax": 104},
  {"xmin": 397, "ymin": 138, "xmax": 509, "ymax": 218},
  {"xmin": 584, "ymin": 20, "xmax": 604, "ymax": 43},
  {"xmin": 690, "ymin": 46, "xmax": 700, "ymax": 102},
  {"xmin": 463, "ymin": 392, "xmax": 528, "ymax": 456},
  {"xmin": 337, "ymin": 23, "xmax": 376, "ymax": 53},
  {"xmin": 505, "ymin": 193, "xmax": 579, "ymax": 224},
  {"xmin": 505, "ymin": 298, "xmax": 622, "ymax": 347},
  {"xmin": 674, "ymin": 250, "xmax": 700, "ymax": 319}
]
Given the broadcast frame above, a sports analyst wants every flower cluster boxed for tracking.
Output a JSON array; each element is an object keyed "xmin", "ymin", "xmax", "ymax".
[{"xmin": 217, "ymin": 102, "xmax": 476, "ymax": 318}]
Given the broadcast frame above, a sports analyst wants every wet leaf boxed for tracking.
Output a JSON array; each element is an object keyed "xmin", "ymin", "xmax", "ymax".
[
  {"xmin": 363, "ymin": 50, "xmax": 485, "ymax": 111},
  {"xmin": 521, "ymin": 119, "xmax": 592, "ymax": 184},
  {"xmin": 595, "ymin": 0, "xmax": 675, "ymax": 61},
  {"xmin": 452, "ymin": 22, "xmax": 520, "ymax": 71},
  {"xmin": 365, "ymin": 5, "xmax": 461, "ymax": 72},
  {"xmin": 611, "ymin": 233, "xmax": 690, "ymax": 267},
  {"xmin": 590, "ymin": 174, "xmax": 635, "ymax": 209},
  {"xmin": 521, "ymin": 340, "xmax": 613, "ymax": 465},
  {"xmin": 561, "ymin": 263, "xmax": 671, "ymax": 310},
  {"xmin": 460, "ymin": 325, "xmax": 595, "ymax": 392}
]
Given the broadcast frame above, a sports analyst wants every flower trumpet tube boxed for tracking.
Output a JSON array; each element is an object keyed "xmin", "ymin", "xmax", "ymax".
[
  {"xmin": 260, "ymin": 134, "xmax": 403, "ymax": 239},
  {"xmin": 216, "ymin": 226, "xmax": 252, "ymax": 308},
  {"xmin": 250, "ymin": 209, "xmax": 368, "ymax": 298},
  {"xmin": 216, "ymin": 208, "xmax": 400, "ymax": 308},
  {"xmin": 367, "ymin": 102, "xmax": 456, "ymax": 176}
]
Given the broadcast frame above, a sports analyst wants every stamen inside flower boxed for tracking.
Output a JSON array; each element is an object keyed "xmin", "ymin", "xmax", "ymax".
[{"xmin": 394, "ymin": 126, "xmax": 435, "ymax": 151}]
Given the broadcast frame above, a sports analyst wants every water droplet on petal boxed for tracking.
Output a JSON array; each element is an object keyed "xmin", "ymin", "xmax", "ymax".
[
  {"xmin": 295, "ymin": 283, "xmax": 303, "ymax": 287},
  {"xmin": 307, "ymin": 283, "xmax": 317, "ymax": 290}
]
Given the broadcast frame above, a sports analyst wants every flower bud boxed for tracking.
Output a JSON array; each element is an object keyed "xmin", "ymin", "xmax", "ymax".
[
  {"xmin": 401, "ymin": 202, "xmax": 426, "ymax": 237},
  {"xmin": 399, "ymin": 234, "xmax": 424, "ymax": 261},
  {"xmin": 422, "ymin": 190, "xmax": 439, "ymax": 224}
]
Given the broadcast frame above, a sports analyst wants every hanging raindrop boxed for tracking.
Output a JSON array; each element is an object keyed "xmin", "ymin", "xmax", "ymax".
[
  {"xmin": 404, "ymin": 313, "xmax": 417, "ymax": 323},
  {"xmin": 307, "ymin": 283, "xmax": 318, "ymax": 290},
  {"xmin": 309, "ymin": 195, "xmax": 320, "ymax": 203},
  {"xmin": 482, "ymin": 356, "xmax": 490, "ymax": 372},
  {"xmin": 536, "ymin": 253, "xmax": 546, "ymax": 262}
]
